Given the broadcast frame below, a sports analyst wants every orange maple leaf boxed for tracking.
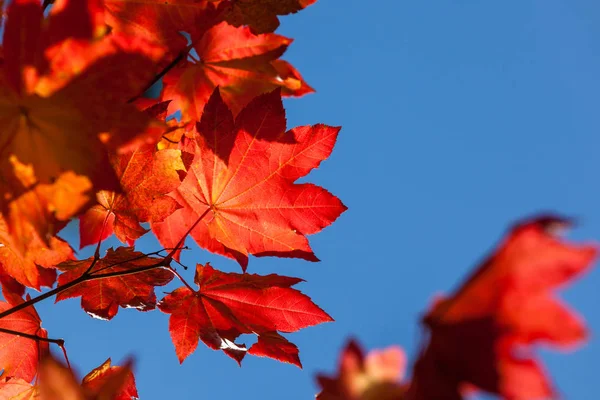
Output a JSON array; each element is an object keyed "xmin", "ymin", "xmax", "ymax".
[
  {"xmin": 78, "ymin": 145, "xmax": 186, "ymax": 248},
  {"xmin": 0, "ymin": 0, "xmax": 165, "ymax": 247},
  {"xmin": 152, "ymin": 88, "xmax": 346, "ymax": 269},
  {"xmin": 102, "ymin": 0, "xmax": 225, "ymax": 59},
  {"xmin": 0, "ymin": 214, "xmax": 71, "ymax": 290},
  {"xmin": 161, "ymin": 21, "xmax": 313, "ymax": 122}
]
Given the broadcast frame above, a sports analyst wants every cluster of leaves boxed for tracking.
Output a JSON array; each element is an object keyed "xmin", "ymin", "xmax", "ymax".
[
  {"xmin": 0, "ymin": 1, "xmax": 595, "ymax": 399},
  {"xmin": 0, "ymin": 0, "xmax": 347, "ymax": 397},
  {"xmin": 317, "ymin": 215, "xmax": 598, "ymax": 400}
]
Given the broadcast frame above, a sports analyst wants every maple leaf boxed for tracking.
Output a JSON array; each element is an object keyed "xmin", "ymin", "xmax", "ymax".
[
  {"xmin": 0, "ymin": 214, "xmax": 71, "ymax": 290},
  {"xmin": 37, "ymin": 356, "xmax": 137, "ymax": 400},
  {"xmin": 158, "ymin": 262, "xmax": 332, "ymax": 365},
  {"xmin": 408, "ymin": 215, "xmax": 598, "ymax": 400},
  {"xmin": 153, "ymin": 88, "xmax": 346, "ymax": 269},
  {"xmin": 56, "ymin": 247, "xmax": 173, "ymax": 320},
  {"xmin": 161, "ymin": 21, "xmax": 313, "ymax": 122},
  {"xmin": 0, "ymin": 0, "xmax": 165, "ymax": 245},
  {"xmin": 0, "ymin": 377, "xmax": 37, "ymax": 400},
  {"xmin": 223, "ymin": 0, "xmax": 317, "ymax": 34},
  {"xmin": 79, "ymin": 358, "xmax": 138, "ymax": 400},
  {"xmin": 78, "ymin": 145, "xmax": 186, "ymax": 248},
  {"xmin": 102, "ymin": 0, "xmax": 226, "ymax": 59},
  {"xmin": 0, "ymin": 292, "xmax": 49, "ymax": 382},
  {"xmin": 317, "ymin": 340, "xmax": 407, "ymax": 400}
]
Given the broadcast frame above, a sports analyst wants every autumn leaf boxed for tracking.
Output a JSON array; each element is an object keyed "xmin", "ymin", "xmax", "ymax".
[
  {"xmin": 79, "ymin": 145, "xmax": 186, "ymax": 248},
  {"xmin": 161, "ymin": 21, "xmax": 313, "ymax": 122},
  {"xmin": 56, "ymin": 247, "xmax": 173, "ymax": 320},
  {"xmin": 38, "ymin": 356, "xmax": 137, "ymax": 400},
  {"xmin": 408, "ymin": 215, "xmax": 598, "ymax": 400},
  {"xmin": 317, "ymin": 340, "xmax": 407, "ymax": 400},
  {"xmin": 0, "ymin": 214, "xmax": 71, "ymax": 290},
  {"xmin": 224, "ymin": 0, "xmax": 317, "ymax": 34},
  {"xmin": 80, "ymin": 359, "xmax": 138, "ymax": 400},
  {"xmin": 102, "ymin": 0, "xmax": 227, "ymax": 59},
  {"xmin": 0, "ymin": 377, "xmax": 38, "ymax": 400},
  {"xmin": 158, "ymin": 263, "xmax": 332, "ymax": 365},
  {"xmin": 247, "ymin": 331, "xmax": 301, "ymax": 367},
  {"xmin": 0, "ymin": 292, "xmax": 49, "ymax": 382},
  {"xmin": 0, "ymin": 0, "xmax": 166, "ymax": 244},
  {"xmin": 153, "ymin": 88, "xmax": 346, "ymax": 269}
]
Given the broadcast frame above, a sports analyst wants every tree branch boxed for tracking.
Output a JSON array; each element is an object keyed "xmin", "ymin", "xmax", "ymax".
[
  {"xmin": 169, "ymin": 266, "xmax": 195, "ymax": 292},
  {"xmin": 0, "ymin": 327, "xmax": 64, "ymax": 346},
  {"xmin": 42, "ymin": 0, "xmax": 54, "ymax": 11},
  {"xmin": 0, "ymin": 209, "xmax": 209, "ymax": 323},
  {"xmin": 127, "ymin": 41, "xmax": 196, "ymax": 104}
]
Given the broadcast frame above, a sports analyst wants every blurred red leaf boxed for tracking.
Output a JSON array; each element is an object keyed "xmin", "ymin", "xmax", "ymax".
[
  {"xmin": 38, "ymin": 355, "xmax": 137, "ymax": 400},
  {"xmin": 0, "ymin": 0, "xmax": 166, "ymax": 251},
  {"xmin": 408, "ymin": 215, "xmax": 598, "ymax": 400},
  {"xmin": 317, "ymin": 340, "xmax": 407, "ymax": 400}
]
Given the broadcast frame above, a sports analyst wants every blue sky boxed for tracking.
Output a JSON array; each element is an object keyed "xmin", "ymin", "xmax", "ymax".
[{"xmin": 29, "ymin": 0, "xmax": 600, "ymax": 399}]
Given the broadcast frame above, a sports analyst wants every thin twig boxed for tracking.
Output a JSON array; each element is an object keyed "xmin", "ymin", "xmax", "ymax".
[
  {"xmin": 0, "ymin": 211, "xmax": 208, "ymax": 323},
  {"xmin": 169, "ymin": 266, "xmax": 195, "ymax": 292},
  {"xmin": 172, "ymin": 257, "xmax": 189, "ymax": 270},
  {"xmin": 163, "ymin": 208, "xmax": 211, "ymax": 262},
  {"xmin": 128, "ymin": 41, "xmax": 196, "ymax": 103},
  {"xmin": 0, "ymin": 327, "xmax": 64, "ymax": 346},
  {"xmin": 92, "ymin": 246, "xmax": 187, "ymax": 275},
  {"xmin": 0, "ymin": 276, "xmax": 87, "ymax": 321}
]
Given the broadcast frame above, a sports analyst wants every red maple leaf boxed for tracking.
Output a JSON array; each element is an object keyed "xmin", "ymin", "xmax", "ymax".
[
  {"xmin": 56, "ymin": 247, "xmax": 173, "ymax": 320},
  {"xmin": 0, "ymin": 292, "xmax": 49, "ymax": 382},
  {"xmin": 78, "ymin": 145, "xmax": 186, "ymax": 248},
  {"xmin": 158, "ymin": 263, "xmax": 333, "ymax": 366},
  {"xmin": 161, "ymin": 21, "xmax": 313, "ymax": 122},
  {"xmin": 153, "ymin": 88, "xmax": 346, "ymax": 269},
  {"xmin": 408, "ymin": 215, "xmax": 598, "ymax": 400},
  {"xmin": 102, "ymin": 0, "xmax": 225, "ymax": 59},
  {"xmin": 223, "ymin": 0, "xmax": 317, "ymax": 33},
  {"xmin": 317, "ymin": 340, "xmax": 407, "ymax": 400}
]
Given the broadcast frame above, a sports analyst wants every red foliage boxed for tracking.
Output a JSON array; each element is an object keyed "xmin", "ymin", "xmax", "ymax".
[
  {"xmin": 158, "ymin": 262, "xmax": 332, "ymax": 366},
  {"xmin": 408, "ymin": 215, "xmax": 597, "ymax": 400},
  {"xmin": 56, "ymin": 247, "xmax": 173, "ymax": 320},
  {"xmin": 0, "ymin": 0, "xmax": 595, "ymax": 399},
  {"xmin": 153, "ymin": 87, "xmax": 346, "ymax": 269}
]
